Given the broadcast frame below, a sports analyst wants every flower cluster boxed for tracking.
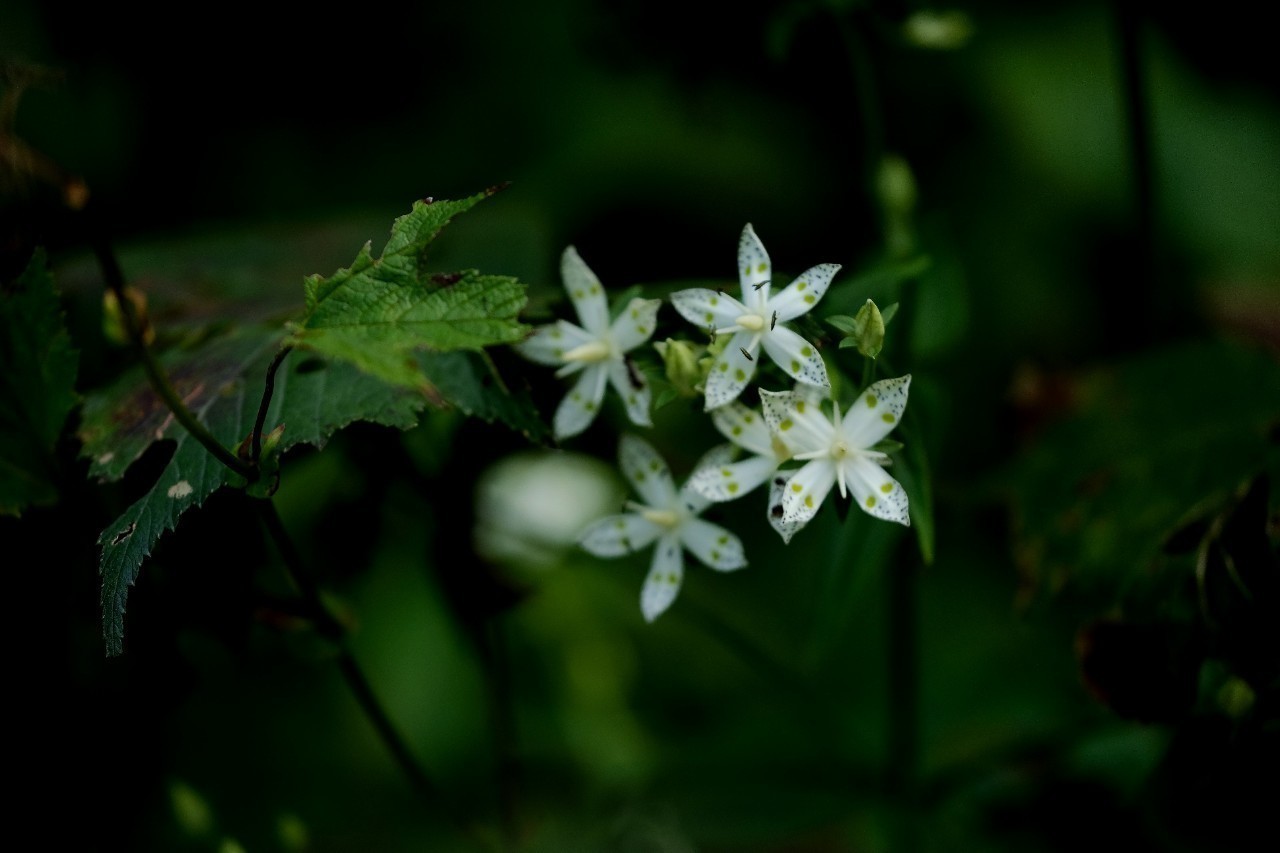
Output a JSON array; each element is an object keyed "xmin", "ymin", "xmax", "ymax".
[{"xmin": 514, "ymin": 225, "xmax": 912, "ymax": 620}]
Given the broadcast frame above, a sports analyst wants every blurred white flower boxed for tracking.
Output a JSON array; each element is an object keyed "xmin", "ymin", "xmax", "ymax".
[{"xmin": 474, "ymin": 451, "xmax": 622, "ymax": 568}]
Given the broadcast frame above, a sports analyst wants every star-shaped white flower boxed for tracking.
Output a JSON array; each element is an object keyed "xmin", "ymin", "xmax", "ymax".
[
  {"xmin": 516, "ymin": 247, "xmax": 661, "ymax": 440},
  {"xmin": 760, "ymin": 376, "xmax": 912, "ymax": 527},
  {"xmin": 687, "ymin": 398, "xmax": 810, "ymax": 543},
  {"xmin": 670, "ymin": 224, "xmax": 840, "ymax": 410},
  {"xmin": 579, "ymin": 435, "xmax": 747, "ymax": 622}
]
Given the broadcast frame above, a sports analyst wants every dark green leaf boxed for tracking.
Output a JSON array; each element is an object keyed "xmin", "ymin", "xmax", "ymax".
[
  {"xmin": 0, "ymin": 250, "xmax": 79, "ymax": 516},
  {"xmin": 86, "ymin": 326, "xmax": 427, "ymax": 655}
]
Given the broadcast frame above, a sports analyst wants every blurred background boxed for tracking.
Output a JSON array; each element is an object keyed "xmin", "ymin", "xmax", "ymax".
[{"xmin": 2, "ymin": 0, "xmax": 1277, "ymax": 850}]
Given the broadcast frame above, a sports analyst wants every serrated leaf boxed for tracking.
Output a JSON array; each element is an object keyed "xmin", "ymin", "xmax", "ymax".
[
  {"xmin": 0, "ymin": 250, "xmax": 79, "ymax": 516},
  {"xmin": 286, "ymin": 192, "xmax": 529, "ymax": 388},
  {"xmin": 86, "ymin": 326, "xmax": 427, "ymax": 655}
]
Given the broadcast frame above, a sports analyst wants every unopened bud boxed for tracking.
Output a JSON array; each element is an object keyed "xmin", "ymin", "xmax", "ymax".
[
  {"xmin": 851, "ymin": 299, "xmax": 886, "ymax": 358},
  {"xmin": 654, "ymin": 338, "xmax": 705, "ymax": 398}
]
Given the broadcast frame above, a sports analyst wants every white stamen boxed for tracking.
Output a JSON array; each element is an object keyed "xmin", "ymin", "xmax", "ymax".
[
  {"xmin": 636, "ymin": 506, "xmax": 680, "ymax": 527},
  {"xmin": 735, "ymin": 313, "xmax": 766, "ymax": 331}
]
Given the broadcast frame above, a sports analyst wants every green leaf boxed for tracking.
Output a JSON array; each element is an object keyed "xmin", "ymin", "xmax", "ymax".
[
  {"xmin": 85, "ymin": 326, "xmax": 427, "ymax": 655},
  {"xmin": 416, "ymin": 351, "xmax": 549, "ymax": 441},
  {"xmin": 0, "ymin": 250, "xmax": 79, "ymax": 516},
  {"xmin": 286, "ymin": 192, "xmax": 529, "ymax": 388}
]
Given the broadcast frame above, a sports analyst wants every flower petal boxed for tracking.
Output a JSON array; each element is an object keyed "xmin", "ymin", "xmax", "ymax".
[
  {"xmin": 607, "ymin": 358, "xmax": 653, "ymax": 428},
  {"xmin": 759, "ymin": 388, "xmax": 833, "ymax": 456},
  {"xmin": 703, "ymin": 331, "xmax": 758, "ymax": 410},
  {"xmin": 841, "ymin": 374, "xmax": 911, "ymax": 448},
  {"xmin": 737, "ymin": 223, "xmax": 772, "ymax": 303},
  {"xmin": 618, "ymin": 433, "xmax": 677, "ymax": 507},
  {"xmin": 769, "ymin": 263, "xmax": 841, "ymax": 323},
  {"xmin": 760, "ymin": 325, "xmax": 830, "ymax": 390},
  {"xmin": 513, "ymin": 320, "xmax": 595, "ymax": 366},
  {"xmin": 780, "ymin": 459, "xmax": 838, "ymax": 524},
  {"xmin": 688, "ymin": 454, "xmax": 778, "ymax": 503},
  {"xmin": 766, "ymin": 472, "xmax": 807, "ymax": 544},
  {"xmin": 680, "ymin": 441, "xmax": 738, "ymax": 511},
  {"xmin": 641, "ymin": 533, "xmax": 684, "ymax": 622},
  {"xmin": 845, "ymin": 455, "xmax": 910, "ymax": 526},
  {"xmin": 609, "ymin": 297, "xmax": 662, "ymax": 352},
  {"xmin": 554, "ymin": 363, "xmax": 608, "ymax": 440},
  {"xmin": 710, "ymin": 401, "xmax": 775, "ymax": 457},
  {"xmin": 562, "ymin": 246, "xmax": 610, "ymax": 335},
  {"xmin": 680, "ymin": 518, "xmax": 747, "ymax": 571},
  {"xmin": 670, "ymin": 287, "xmax": 745, "ymax": 333},
  {"xmin": 579, "ymin": 513, "xmax": 664, "ymax": 556}
]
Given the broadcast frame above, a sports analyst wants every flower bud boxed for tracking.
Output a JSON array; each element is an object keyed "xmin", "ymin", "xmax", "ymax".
[
  {"xmin": 654, "ymin": 337, "xmax": 706, "ymax": 398},
  {"xmin": 851, "ymin": 299, "xmax": 886, "ymax": 359}
]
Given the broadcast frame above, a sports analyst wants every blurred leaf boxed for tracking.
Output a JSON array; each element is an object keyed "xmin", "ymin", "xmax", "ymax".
[
  {"xmin": 0, "ymin": 250, "xmax": 78, "ymax": 516},
  {"xmin": 286, "ymin": 191, "xmax": 529, "ymax": 388},
  {"xmin": 416, "ymin": 351, "xmax": 548, "ymax": 441},
  {"xmin": 1006, "ymin": 340, "xmax": 1280, "ymax": 602}
]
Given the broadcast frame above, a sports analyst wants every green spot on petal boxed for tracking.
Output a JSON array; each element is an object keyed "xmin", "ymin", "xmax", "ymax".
[
  {"xmin": 796, "ymin": 400, "xmax": 806, "ymax": 413},
  {"xmin": 790, "ymin": 360, "xmax": 800, "ymax": 373},
  {"xmin": 882, "ymin": 412, "xmax": 895, "ymax": 423},
  {"xmin": 804, "ymin": 495, "xmax": 814, "ymax": 508},
  {"xmin": 880, "ymin": 482, "xmax": 893, "ymax": 493},
  {"xmin": 757, "ymin": 263, "xmax": 767, "ymax": 273},
  {"xmin": 797, "ymin": 281, "xmax": 807, "ymax": 291},
  {"xmin": 865, "ymin": 495, "xmax": 877, "ymax": 508},
  {"xmin": 790, "ymin": 482, "xmax": 802, "ymax": 493},
  {"xmin": 803, "ymin": 294, "xmax": 815, "ymax": 304},
  {"xmin": 731, "ymin": 426, "xmax": 742, "ymax": 436},
  {"xmin": 719, "ymin": 362, "xmax": 729, "ymax": 373},
  {"xmin": 735, "ymin": 369, "xmax": 746, "ymax": 381},
  {"xmin": 711, "ymin": 550, "xmax": 721, "ymax": 560},
  {"xmin": 717, "ymin": 535, "xmax": 729, "ymax": 545},
  {"xmin": 727, "ymin": 483, "xmax": 738, "ymax": 494},
  {"xmin": 779, "ymin": 419, "xmax": 793, "ymax": 431},
  {"xmin": 800, "ymin": 346, "xmax": 812, "ymax": 357},
  {"xmin": 865, "ymin": 394, "xmax": 878, "ymax": 407}
]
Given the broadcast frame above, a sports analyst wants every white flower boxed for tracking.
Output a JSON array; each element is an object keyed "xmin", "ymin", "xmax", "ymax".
[
  {"xmin": 760, "ymin": 376, "xmax": 912, "ymax": 527},
  {"xmin": 515, "ymin": 247, "xmax": 661, "ymax": 440},
  {"xmin": 579, "ymin": 435, "xmax": 747, "ymax": 622},
  {"xmin": 686, "ymin": 398, "xmax": 811, "ymax": 543},
  {"xmin": 670, "ymin": 224, "xmax": 839, "ymax": 410}
]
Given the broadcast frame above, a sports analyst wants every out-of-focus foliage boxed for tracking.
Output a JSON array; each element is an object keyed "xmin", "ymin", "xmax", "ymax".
[{"xmin": 0, "ymin": 249, "xmax": 77, "ymax": 515}]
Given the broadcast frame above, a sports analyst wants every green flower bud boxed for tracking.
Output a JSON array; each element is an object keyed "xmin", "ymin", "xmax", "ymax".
[
  {"xmin": 851, "ymin": 299, "xmax": 886, "ymax": 359},
  {"xmin": 654, "ymin": 338, "xmax": 706, "ymax": 398}
]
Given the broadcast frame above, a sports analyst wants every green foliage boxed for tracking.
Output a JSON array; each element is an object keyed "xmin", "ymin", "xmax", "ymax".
[
  {"xmin": 85, "ymin": 327, "xmax": 426, "ymax": 655},
  {"xmin": 0, "ymin": 250, "xmax": 79, "ymax": 516},
  {"xmin": 286, "ymin": 191, "xmax": 529, "ymax": 388},
  {"xmin": 1006, "ymin": 340, "xmax": 1280, "ymax": 603}
]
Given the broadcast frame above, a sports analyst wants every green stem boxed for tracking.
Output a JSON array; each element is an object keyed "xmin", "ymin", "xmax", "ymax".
[
  {"xmin": 887, "ymin": 548, "xmax": 921, "ymax": 853},
  {"xmin": 254, "ymin": 500, "xmax": 450, "ymax": 808},
  {"xmin": 861, "ymin": 357, "xmax": 875, "ymax": 392},
  {"xmin": 93, "ymin": 240, "xmax": 252, "ymax": 479}
]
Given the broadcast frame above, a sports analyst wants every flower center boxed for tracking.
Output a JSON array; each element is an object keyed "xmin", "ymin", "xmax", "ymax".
[
  {"xmin": 831, "ymin": 440, "xmax": 851, "ymax": 460},
  {"xmin": 735, "ymin": 313, "xmax": 766, "ymax": 332},
  {"xmin": 561, "ymin": 340, "xmax": 611, "ymax": 363},
  {"xmin": 638, "ymin": 506, "xmax": 681, "ymax": 528}
]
